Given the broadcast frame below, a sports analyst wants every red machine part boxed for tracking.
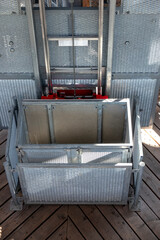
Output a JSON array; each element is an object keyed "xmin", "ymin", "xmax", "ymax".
[{"xmin": 41, "ymin": 89, "xmax": 108, "ymax": 100}]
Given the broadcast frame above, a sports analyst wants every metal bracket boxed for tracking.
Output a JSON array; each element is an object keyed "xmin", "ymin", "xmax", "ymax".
[
  {"xmin": 129, "ymin": 198, "xmax": 141, "ymax": 212},
  {"xmin": 10, "ymin": 197, "xmax": 23, "ymax": 211}
]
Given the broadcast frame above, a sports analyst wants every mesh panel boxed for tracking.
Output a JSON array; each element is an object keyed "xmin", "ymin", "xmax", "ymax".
[
  {"xmin": 111, "ymin": 79, "xmax": 157, "ymax": 126},
  {"xmin": 0, "ymin": 15, "xmax": 33, "ymax": 73},
  {"xmin": 0, "ymin": 0, "xmax": 20, "ymax": 15},
  {"xmin": 23, "ymin": 149, "xmax": 68, "ymax": 164},
  {"xmin": 123, "ymin": 0, "xmax": 160, "ymax": 14},
  {"xmin": 52, "ymin": 79, "xmax": 98, "ymax": 86},
  {"xmin": 0, "ymin": 79, "xmax": 37, "ymax": 127},
  {"xmin": 113, "ymin": 14, "xmax": 160, "ymax": 73},
  {"xmin": 18, "ymin": 165, "xmax": 131, "ymax": 203},
  {"xmin": 82, "ymin": 152, "xmax": 124, "ymax": 164},
  {"xmin": 34, "ymin": 9, "xmax": 108, "ymax": 68}
]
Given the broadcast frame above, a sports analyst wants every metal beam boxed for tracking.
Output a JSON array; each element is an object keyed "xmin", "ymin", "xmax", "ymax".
[
  {"xmin": 106, "ymin": 0, "xmax": 116, "ymax": 96},
  {"xmin": 39, "ymin": 0, "xmax": 52, "ymax": 94},
  {"xmin": 48, "ymin": 36, "xmax": 99, "ymax": 41},
  {"xmin": 98, "ymin": 0, "xmax": 104, "ymax": 95},
  {"xmin": 25, "ymin": 0, "xmax": 41, "ymax": 97}
]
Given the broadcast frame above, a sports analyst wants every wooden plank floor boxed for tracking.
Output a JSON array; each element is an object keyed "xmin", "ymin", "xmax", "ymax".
[{"xmin": 0, "ymin": 106, "xmax": 160, "ymax": 240}]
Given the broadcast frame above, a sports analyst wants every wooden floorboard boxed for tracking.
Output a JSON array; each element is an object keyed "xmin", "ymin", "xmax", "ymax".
[{"xmin": 0, "ymin": 107, "xmax": 160, "ymax": 240}]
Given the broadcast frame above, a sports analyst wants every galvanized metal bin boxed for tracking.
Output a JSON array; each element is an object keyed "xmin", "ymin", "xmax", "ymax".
[{"xmin": 4, "ymin": 99, "xmax": 144, "ymax": 211}]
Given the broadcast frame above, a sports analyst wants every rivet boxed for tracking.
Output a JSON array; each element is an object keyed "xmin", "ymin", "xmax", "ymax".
[
  {"xmin": 125, "ymin": 41, "xmax": 130, "ymax": 45},
  {"xmin": 9, "ymin": 41, "xmax": 14, "ymax": 46},
  {"xmin": 10, "ymin": 48, "xmax": 15, "ymax": 53}
]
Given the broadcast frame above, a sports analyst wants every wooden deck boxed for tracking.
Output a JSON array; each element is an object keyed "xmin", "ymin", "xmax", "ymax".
[{"xmin": 0, "ymin": 106, "xmax": 160, "ymax": 240}]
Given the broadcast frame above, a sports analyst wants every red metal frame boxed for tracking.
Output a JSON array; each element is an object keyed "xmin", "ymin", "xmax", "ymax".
[{"xmin": 41, "ymin": 89, "xmax": 108, "ymax": 100}]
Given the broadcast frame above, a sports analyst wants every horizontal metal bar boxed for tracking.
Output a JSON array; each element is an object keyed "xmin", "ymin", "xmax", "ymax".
[
  {"xmin": 18, "ymin": 144, "xmax": 132, "ymax": 149},
  {"xmin": 18, "ymin": 162, "xmax": 132, "ymax": 169},
  {"xmin": 25, "ymin": 200, "xmax": 128, "ymax": 205},
  {"xmin": 48, "ymin": 36, "xmax": 99, "ymax": 41},
  {"xmin": 22, "ymin": 99, "xmax": 129, "ymax": 105}
]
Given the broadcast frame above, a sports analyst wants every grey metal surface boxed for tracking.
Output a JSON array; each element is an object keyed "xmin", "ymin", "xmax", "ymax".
[
  {"xmin": 0, "ymin": 0, "xmax": 20, "ymax": 15},
  {"xmin": 81, "ymin": 150, "xmax": 128, "ymax": 164},
  {"xmin": 20, "ymin": 147, "xmax": 128, "ymax": 164},
  {"xmin": 6, "ymin": 111, "xmax": 19, "ymax": 186},
  {"xmin": 0, "ymin": 15, "xmax": 33, "ymax": 73},
  {"xmin": 24, "ymin": 105, "xmax": 50, "ymax": 144},
  {"xmin": 133, "ymin": 109, "xmax": 143, "ymax": 185},
  {"xmin": 21, "ymin": 149, "xmax": 68, "ymax": 163},
  {"xmin": 20, "ymin": 99, "xmax": 132, "ymax": 146},
  {"xmin": 97, "ymin": 0, "xmax": 104, "ymax": 95},
  {"xmin": 53, "ymin": 104, "xmax": 98, "ymax": 144},
  {"xmin": 33, "ymin": 9, "xmax": 108, "ymax": 68},
  {"xmin": 52, "ymin": 79, "xmax": 98, "ymax": 86},
  {"xmin": 0, "ymin": 79, "xmax": 37, "ymax": 127},
  {"xmin": 17, "ymin": 163, "xmax": 132, "ymax": 204},
  {"xmin": 113, "ymin": 14, "xmax": 160, "ymax": 73},
  {"xmin": 102, "ymin": 103, "xmax": 126, "ymax": 143},
  {"xmin": 39, "ymin": 0, "xmax": 52, "ymax": 89},
  {"xmin": 25, "ymin": 0, "xmax": 41, "ymax": 97},
  {"xmin": 106, "ymin": 0, "xmax": 116, "ymax": 96},
  {"xmin": 111, "ymin": 79, "xmax": 158, "ymax": 126},
  {"xmin": 123, "ymin": 0, "xmax": 160, "ymax": 14}
]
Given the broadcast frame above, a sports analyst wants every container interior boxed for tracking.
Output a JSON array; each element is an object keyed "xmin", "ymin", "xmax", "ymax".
[{"xmin": 19, "ymin": 100, "xmax": 132, "ymax": 145}]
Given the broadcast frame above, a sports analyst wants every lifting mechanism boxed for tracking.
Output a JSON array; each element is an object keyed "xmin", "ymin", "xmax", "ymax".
[{"xmin": 4, "ymin": 0, "xmax": 159, "ymax": 211}]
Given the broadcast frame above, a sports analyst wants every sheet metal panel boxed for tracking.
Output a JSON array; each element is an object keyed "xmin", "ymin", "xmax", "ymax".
[
  {"xmin": 102, "ymin": 104, "xmax": 126, "ymax": 143},
  {"xmin": 17, "ymin": 163, "xmax": 132, "ymax": 204},
  {"xmin": 0, "ymin": 79, "xmax": 37, "ymax": 127},
  {"xmin": 24, "ymin": 105, "xmax": 50, "ymax": 144},
  {"xmin": 53, "ymin": 104, "xmax": 98, "ymax": 144},
  {"xmin": 111, "ymin": 79, "xmax": 157, "ymax": 126}
]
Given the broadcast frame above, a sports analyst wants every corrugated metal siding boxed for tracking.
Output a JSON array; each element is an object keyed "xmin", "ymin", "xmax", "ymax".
[
  {"xmin": 0, "ymin": 79, "xmax": 37, "ymax": 127},
  {"xmin": 18, "ymin": 165, "xmax": 130, "ymax": 203},
  {"xmin": 111, "ymin": 79, "xmax": 157, "ymax": 126},
  {"xmin": 123, "ymin": 0, "xmax": 160, "ymax": 14}
]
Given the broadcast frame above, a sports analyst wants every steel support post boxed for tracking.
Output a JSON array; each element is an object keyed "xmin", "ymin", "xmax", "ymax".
[
  {"xmin": 25, "ymin": 0, "xmax": 42, "ymax": 97},
  {"xmin": 106, "ymin": 0, "xmax": 116, "ymax": 96},
  {"xmin": 39, "ymin": 0, "xmax": 52, "ymax": 94},
  {"xmin": 98, "ymin": 0, "xmax": 104, "ymax": 95}
]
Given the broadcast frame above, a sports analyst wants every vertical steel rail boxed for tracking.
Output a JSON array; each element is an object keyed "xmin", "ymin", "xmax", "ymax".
[
  {"xmin": 106, "ymin": 0, "xmax": 116, "ymax": 96},
  {"xmin": 98, "ymin": 0, "xmax": 104, "ymax": 95},
  {"xmin": 133, "ymin": 162, "xmax": 145, "ymax": 207},
  {"xmin": 39, "ymin": 0, "xmax": 52, "ymax": 94},
  {"xmin": 25, "ymin": 0, "xmax": 41, "ymax": 97}
]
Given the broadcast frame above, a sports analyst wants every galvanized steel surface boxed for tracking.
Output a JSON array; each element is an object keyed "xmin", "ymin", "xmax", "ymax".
[
  {"xmin": 0, "ymin": 15, "xmax": 33, "ymax": 73},
  {"xmin": 0, "ymin": 0, "xmax": 20, "ymax": 15},
  {"xmin": 18, "ymin": 163, "xmax": 132, "ymax": 203},
  {"xmin": 123, "ymin": 0, "xmax": 160, "ymax": 14},
  {"xmin": 111, "ymin": 79, "xmax": 157, "ymax": 126},
  {"xmin": 0, "ymin": 79, "xmax": 37, "ymax": 127}
]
